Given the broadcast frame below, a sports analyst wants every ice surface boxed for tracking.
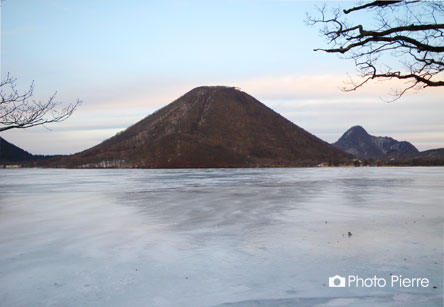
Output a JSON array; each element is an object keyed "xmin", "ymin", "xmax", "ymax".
[{"xmin": 0, "ymin": 167, "xmax": 442, "ymax": 306}]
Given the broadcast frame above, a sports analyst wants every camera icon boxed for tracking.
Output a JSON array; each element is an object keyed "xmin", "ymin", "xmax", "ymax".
[{"xmin": 329, "ymin": 275, "xmax": 346, "ymax": 287}]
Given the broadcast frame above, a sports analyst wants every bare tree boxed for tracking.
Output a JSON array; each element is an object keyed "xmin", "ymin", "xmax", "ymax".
[
  {"xmin": 0, "ymin": 74, "xmax": 81, "ymax": 132},
  {"xmin": 307, "ymin": 1, "xmax": 444, "ymax": 100}
]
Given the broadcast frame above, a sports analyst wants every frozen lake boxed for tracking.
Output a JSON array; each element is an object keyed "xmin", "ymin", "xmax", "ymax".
[{"xmin": 0, "ymin": 167, "xmax": 442, "ymax": 307}]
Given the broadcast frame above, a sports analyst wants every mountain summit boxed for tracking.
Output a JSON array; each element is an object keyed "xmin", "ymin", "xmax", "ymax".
[
  {"xmin": 333, "ymin": 125, "xmax": 418, "ymax": 159},
  {"xmin": 49, "ymin": 86, "xmax": 350, "ymax": 168}
]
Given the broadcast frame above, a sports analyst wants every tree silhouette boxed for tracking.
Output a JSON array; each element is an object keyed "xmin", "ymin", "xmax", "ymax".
[
  {"xmin": 307, "ymin": 1, "xmax": 444, "ymax": 100},
  {"xmin": 0, "ymin": 74, "xmax": 81, "ymax": 132}
]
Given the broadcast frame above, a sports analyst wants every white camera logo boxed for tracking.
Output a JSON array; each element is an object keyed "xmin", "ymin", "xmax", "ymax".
[{"xmin": 329, "ymin": 275, "xmax": 346, "ymax": 287}]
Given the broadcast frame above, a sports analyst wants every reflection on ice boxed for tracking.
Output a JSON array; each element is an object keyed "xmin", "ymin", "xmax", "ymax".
[{"xmin": 0, "ymin": 168, "xmax": 442, "ymax": 307}]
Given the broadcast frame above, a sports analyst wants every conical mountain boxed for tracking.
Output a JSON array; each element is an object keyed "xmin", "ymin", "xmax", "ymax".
[
  {"xmin": 333, "ymin": 125, "xmax": 418, "ymax": 159},
  {"xmin": 51, "ymin": 86, "xmax": 351, "ymax": 168}
]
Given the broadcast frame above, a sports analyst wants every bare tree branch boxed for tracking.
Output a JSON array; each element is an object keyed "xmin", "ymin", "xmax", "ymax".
[
  {"xmin": 0, "ymin": 73, "xmax": 81, "ymax": 132},
  {"xmin": 343, "ymin": 1, "xmax": 405, "ymax": 14},
  {"xmin": 307, "ymin": 1, "xmax": 444, "ymax": 101}
]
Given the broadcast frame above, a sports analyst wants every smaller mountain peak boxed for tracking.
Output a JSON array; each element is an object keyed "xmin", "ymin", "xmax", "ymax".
[
  {"xmin": 343, "ymin": 125, "xmax": 370, "ymax": 139},
  {"xmin": 349, "ymin": 125, "xmax": 368, "ymax": 133},
  {"xmin": 334, "ymin": 125, "xmax": 418, "ymax": 159}
]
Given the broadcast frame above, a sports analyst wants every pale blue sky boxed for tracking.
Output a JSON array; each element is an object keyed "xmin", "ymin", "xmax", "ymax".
[
  {"xmin": 1, "ymin": 0, "xmax": 443, "ymax": 154},
  {"xmin": 3, "ymin": 1, "xmax": 338, "ymax": 84}
]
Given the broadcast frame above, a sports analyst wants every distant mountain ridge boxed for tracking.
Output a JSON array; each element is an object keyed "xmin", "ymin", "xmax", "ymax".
[
  {"xmin": 333, "ymin": 125, "xmax": 419, "ymax": 159},
  {"xmin": 0, "ymin": 136, "xmax": 60, "ymax": 166},
  {"xmin": 380, "ymin": 147, "xmax": 444, "ymax": 166},
  {"xmin": 0, "ymin": 136, "xmax": 34, "ymax": 164},
  {"xmin": 44, "ymin": 86, "xmax": 351, "ymax": 168}
]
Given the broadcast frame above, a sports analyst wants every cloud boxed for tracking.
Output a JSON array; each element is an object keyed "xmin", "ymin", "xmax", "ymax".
[{"xmin": 233, "ymin": 74, "xmax": 444, "ymax": 103}]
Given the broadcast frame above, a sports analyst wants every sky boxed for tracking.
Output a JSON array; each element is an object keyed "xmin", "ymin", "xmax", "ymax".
[{"xmin": 1, "ymin": 0, "xmax": 443, "ymax": 155}]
